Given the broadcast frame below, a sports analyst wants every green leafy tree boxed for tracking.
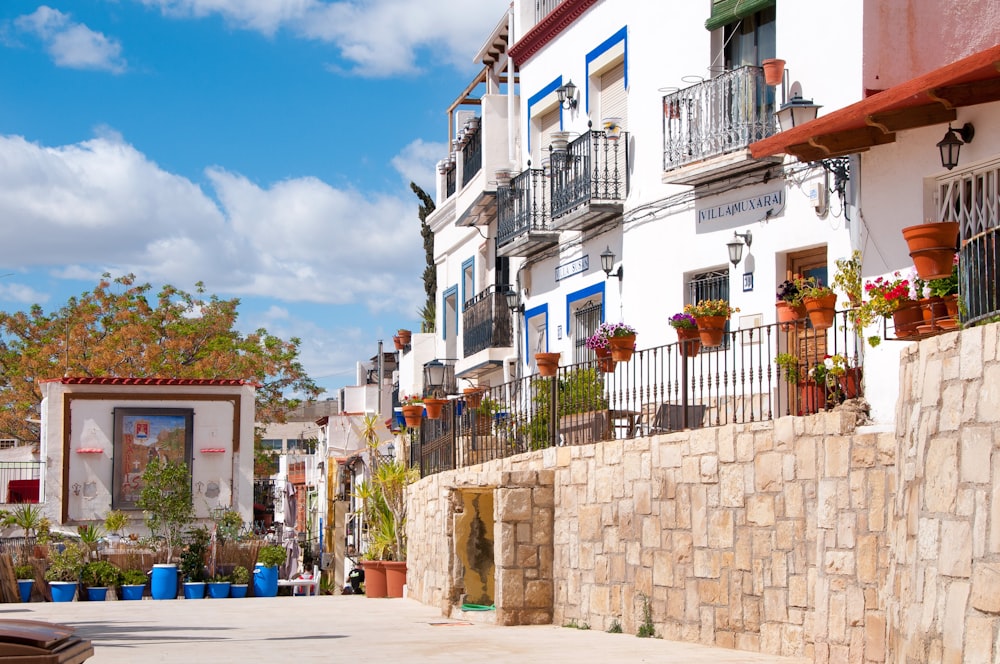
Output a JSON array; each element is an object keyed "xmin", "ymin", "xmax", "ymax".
[
  {"xmin": 137, "ymin": 458, "xmax": 194, "ymax": 562},
  {"xmin": 0, "ymin": 274, "xmax": 322, "ymax": 445}
]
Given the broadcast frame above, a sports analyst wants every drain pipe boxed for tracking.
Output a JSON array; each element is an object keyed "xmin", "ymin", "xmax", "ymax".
[{"xmin": 507, "ymin": 3, "xmax": 516, "ymax": 166}]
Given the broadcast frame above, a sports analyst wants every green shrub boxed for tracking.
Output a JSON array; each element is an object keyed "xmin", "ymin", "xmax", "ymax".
[
  {"xmin": 231, "ymin": 566, "xmax": 250, "ymax": 585},
  {"xmin": 257, "ymin": 545, "xmax": 287, "ymax": 569},
  {"xmin": 81, "ymin": 561, "xmax": 121, "ymax": 588},
  {"xmin": 120, "ymin": 569, "xmax": 148, "ymax": 586}
]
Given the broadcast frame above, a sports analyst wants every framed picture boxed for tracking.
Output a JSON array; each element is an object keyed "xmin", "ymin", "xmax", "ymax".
[{"xmin": 112, "ymin": 408, "xmax": 194, "ymax": 509}]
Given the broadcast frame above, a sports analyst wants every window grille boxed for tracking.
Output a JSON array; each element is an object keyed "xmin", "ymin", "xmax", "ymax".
[
  {"xmin": 573, "ymin": 301, "xmax": 603, "ymax": 364},
  {"xmin": 688, "ymin": 269, "xmax": 731, "ymax": 348}
]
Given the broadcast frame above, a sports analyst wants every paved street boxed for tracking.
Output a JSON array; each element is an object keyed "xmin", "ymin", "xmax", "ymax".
[{"xmin": 2, "ymin": 595, "xmax": 808, "ymax": 663}]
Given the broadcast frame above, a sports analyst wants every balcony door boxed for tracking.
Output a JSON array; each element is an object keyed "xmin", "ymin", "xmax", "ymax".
[
  {"xmin": 787, "ymin": 247, "xmax": 829, "ymax": 374},
  {"xmin": 535, "ymin": 109, "xmax": 560, "ymax": 167},
  {"xmin": 599, "ymin": 63, "xmax": 627, "ymax": 131},
  {"xmin": 722, "ymin": 5, "xmax": 775, "ymax": 69}
]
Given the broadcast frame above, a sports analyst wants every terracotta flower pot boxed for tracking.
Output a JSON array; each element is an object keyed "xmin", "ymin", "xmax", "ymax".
[
  {"xmin": 674, "ymin": 326, "xmax": 701, "ymax": 358},
  {"xmin": 798, "ymin": 381, "xmax": 824, "ymax": 415},
  {"xmin": 384, "ymin": 561, "xmax": 407, "ymax": 598},
  {"xmin": 463, "ymin": 388, "xmax": 485, "ymax": 409},
  {"xmin": 803, "ymin": 293, "xmax": 837, "ymax": 330},
  {"xmin": 776, "ymin": 301, "xmax": 807, "ymax": 331},
  {"xmin": 401, "ymin": 405, "xmax": 423, "ymax": 428},
  {"xmin": 902, "ymin": 222, "xmax": 959, "ymax": 279},
  {"xmin": 594, "ymin": 346, "xmax": 616, "ymax": 373},
  {"xmin": 891, "ymin": 299, "xmax": 923, "ymax": 338},
  {"xmin": 761, "ymin": 58, "xmax": 785, "ymax": 86},
  {"xmin": 695, "ymin": 315, "xmax": 727, "ymax": 348},
  {"xmin": 361, "ymin": 561, "xmax": 387, "ymax": 598},
  {"xmin": 608, "ymin": 335, "xmax": 636, "ymax": 362},
  {"xmin": 392, "ymin": 335, "xmax": 403, "ymax": 350},
  {"xmin": 920, "ymin": 296, "xmax": 949, "ymax": 329},
  {"xmin": 422, "ymin": 397, "xmax": 448, "ymax": 420},
  {"xmin": 840, "ymin": 367, "xmax": 863, "ymax": 400},
  {"xmin": 535, "ymin": 352, "xmax": 561, "ymax": 377},
  {"xmin": 397, "ymin": 329, "xmax": 412, "ymax": 346},
  {"xmin": 941, "ymin": 294, "xmax": 960, "ymax": 329}
]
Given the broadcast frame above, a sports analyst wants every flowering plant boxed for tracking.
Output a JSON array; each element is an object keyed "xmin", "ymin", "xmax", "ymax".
[
  {"xmin": 684, "ymin": 299, "xmax": 740, "ymax": 318},
  {"xmin": 808, "ymin": 354, "xmax": 847, "ymax": 385},
  {"xmin": 668, "ymin": 313, "xmax": 697, "ymax": 329},
  {"xmin": 400, "ymin": 394, "xmax": 422, "ymax": 406},
  {"xmin": 776, "ymin": 276, "xmax": 810, "ymax": 305},
  {"xmin": 595, "ymin": 321, "xmax": 636, "ymax": 338},
  {"xmin": 863, "ymin": 272, "xmax": 911, "ymax": 317},
  {"xmin": 585, "ymin": 333, "xmax": 609, "ymax": 351}
]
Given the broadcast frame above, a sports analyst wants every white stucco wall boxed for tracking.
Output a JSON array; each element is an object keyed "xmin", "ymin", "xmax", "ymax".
[{"xmin": 39, "ymin": 380, "xmax": 255, "ymax": 529}]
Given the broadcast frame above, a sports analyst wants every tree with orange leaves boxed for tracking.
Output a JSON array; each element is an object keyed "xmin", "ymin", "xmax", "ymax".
[{"xmin": 0, "ymin": 274, "xmax": 322, "ymax": 443}]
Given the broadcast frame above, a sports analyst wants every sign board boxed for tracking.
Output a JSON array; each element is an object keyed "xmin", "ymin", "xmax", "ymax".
[
  {"xmin": 697, "ymin": 189, "xmax": 785, "ymax": 227},
  {"xmin": 555, "ymin": 255, "xmax": 589, "ymax": 281}
]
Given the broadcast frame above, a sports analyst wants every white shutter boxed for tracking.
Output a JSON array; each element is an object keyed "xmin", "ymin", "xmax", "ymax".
[
  {"xmin": 600, "ymin": 63, "xmax": 627, "ymax": 129},
  {"xmin": 536, "ymin": 108, "xmax": 561, "ymax": 164}
]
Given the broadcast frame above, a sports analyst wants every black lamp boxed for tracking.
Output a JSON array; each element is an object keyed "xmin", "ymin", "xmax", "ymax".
[
  {"xmin": 556, "ymin": 79, "xmax": 577, "ymax": 110},
  {"xmin": 938, "ymin": 123, "xmax": 974, "ymax": 171},
  {"xmin": 600, "ymin": 246, "xmax": 623, "ymax": 280},
  {"xmin": 726, "ymin": 230, "xmax": 752, "ymax": 267},
  {"xmin": 505, "ymin": 289, "xmax": 521, "ymax": 312},
  {"xmin": 423, "ymin": 359, "xmax": 446, "ymax": 397},
  {"xmin": 776, "ymin": 94, "xmax": 821, "ymax": 132}
]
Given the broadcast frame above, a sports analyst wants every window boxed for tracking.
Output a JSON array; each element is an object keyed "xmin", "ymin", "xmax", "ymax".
[
  {"xmin": 261, "ymin": 439, "xmax": 283, "ymax": 452},
  {"xmin": 573, "ymin": 301, "xmax": 603, "ymax": 364},
  {"xmin": 462, "ymin": 258, "xmax": 475, "ymax": 309},
  {"xmin": 0, "ymin": 439, "xmax": 17, "ymax": 449},
  {"xmin": 688, "ymin": 268, "xmax": 731, "ymax": 347},
  {"xmin": 722, "ymin": 6, "xmax": 775, "ymax": 69},
  {"xmin": 286, "ymin": 439, "xmax": 302, "ymax": 452}
]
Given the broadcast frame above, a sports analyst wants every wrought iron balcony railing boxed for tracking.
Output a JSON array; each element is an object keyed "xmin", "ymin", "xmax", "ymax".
[
  {"xmin": 550, "ymin": 130, "xmax": 628, "ymax": 221},
  {"xmin": 445, "ymin": 164, "xmax": 457, "ymax": 198},
  {"xmin": 462, "ymin": 285, "xmax": 514, "ymax": 358},
  {"xmin": 662, "ymin": 65, "xmax": 777, "ymax": 172},
  {"xmin": 534, "ymin": 0, "xmax": 565, "ymax": 23},
  {"xmin": 462, "ymin": 127, "xmax": 482, "ymax": 188},
  {"xmin": 497, "ymin": 168, "xmax": 552, "ymax": 249}
]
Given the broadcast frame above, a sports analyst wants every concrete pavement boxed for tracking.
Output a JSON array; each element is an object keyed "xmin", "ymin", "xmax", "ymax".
[{"xmin": 3, "ymin": 595, "xmax": 809, "ymax": 663}]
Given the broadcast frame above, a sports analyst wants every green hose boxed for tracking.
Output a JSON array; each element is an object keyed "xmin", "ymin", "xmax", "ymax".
[{"xmin": 461, "ymin": 603, "xmax": 495, "ymax": 611}]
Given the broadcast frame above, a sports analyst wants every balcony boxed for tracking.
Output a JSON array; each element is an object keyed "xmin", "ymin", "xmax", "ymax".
[
  {"xmin": 497, "ymin": 167, "xmax": 558, "ymax": 257},
  {"xmin": 458, "ymin": 285, "xmax": 514, "ymax": 380},
  {"xmin": 550, "ymin": 129, "xmax": 628, "ymax": 232},
  {"xmin": 461, "ymin": 124, "xmax": 482, "ymax": 188},
  {"xmin": 662, "ymin": 66, "xmax": 782, "ymax": 186}
]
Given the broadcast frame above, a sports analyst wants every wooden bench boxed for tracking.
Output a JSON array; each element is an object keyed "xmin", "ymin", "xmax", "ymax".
[{"xmin": 277, "ymin": 565, "xmax": 319, "ymax": 596}]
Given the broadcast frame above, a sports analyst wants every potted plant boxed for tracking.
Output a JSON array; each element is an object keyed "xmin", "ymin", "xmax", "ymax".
[
  {"xmin": 399, "ymin": 395, "xmax": 424, "ymax": 428},
  {"xmin": 15, "ymin": 562, "xmax": 35, "ymax": 603},
  {"xmin": 685, "ymin": 300, "xmax": 739, "ymax": 348},
  {"xmin": 137, "ymin": 458, "xmax": 194, "ymax": 600},
  {"xmin": 585, "ymin": 331, "xmax": 616, "ymax": 372},
  {"xmin": 81, "ymin": 560, "xmax": 121, "ymax": 601},
  {"xmin": 862, "ymin": 272, "xmax": 919, "ymax": 343},
  {"xmin": 462, "ymin": 384, "xmax": 486, "ymax": 408},
  {"xmin": 396, "ymin": 329, "xmax": 412, "ymax": 346},
  {"xmin": 180, "ymin": 527, "xmax": 210, "ymax": 599},
  {"xmin": 207, "ymin": 573, "xmax": 231, "ymax": 599},
  {"xmin": 801, "ymin": 280, "xmax": 838, "ymax": 330},
  {"xmin": 6, "ymin": 503, "xmax": 42, "ymax": 539},
  {"xmin": 254, "ymin": 544, "xmax": 287, "ymax": 598},
  {"xmin": 534, "ymin": 351, "xmax": 561, "ymax": 377},
  {"xmin": 120, "ymin": 568, "xmax": 148, "ymax": 600},
  {"xmin": 229, "ymin": 566, "xmax": 251, "ymax": 598},
  {"xmin": 775, "ymin": 277, "xmax": 808, "ymax": 330},
  {"xmin": 668, "ymin": 313, "xmax": 700, "ymax": 358},
  {"xmin": 103, "ymin": 509, "xmax": 130, "ymax": 544},
  {"xmin": 473, "ymin": 396, "xmax": 500, "ymax": 435},
  {"xmin": 902, "ymin": 221, "xmax": 960, "ymax": 280},
  {"xmin": 44, "ymin": 541, "xmax": 86, "ymax": 602},
  {"xmin": 775, "ymin": 352, "xmax": 801, "ymax": 385},
  {"xmin": 422, "ymin": 396, "xmax": 448, "ymax": 420},
  {"xmin": 808, "ymin": 354, "xmax": 848, "ymax": 407},
  {"xmin": 925, "ymin": 256, "xmax": 960, "ymax": 328},
  {"xmin": 596, "ymin": 321, "xmax": 637, "ymax": 362}
]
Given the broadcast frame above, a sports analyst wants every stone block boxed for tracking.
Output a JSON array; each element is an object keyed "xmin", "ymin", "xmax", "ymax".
[
  {"xmin": 634, "ymin": 480, "xmax": 652, "ymax": 515},
  {"xmin": 755, "ymin": 452, "xmax": 783, "ymax": 492},
  {"xmin": 694, "ymin": 549, "xmax": 721, "ymax": 579},
  {"xmin": 970, "ymin": 563, "xmax": 1000, "ymax": 613},
  {"xmin": 857, "ymin": 534, "xmax": 878, "ymax": 584},
  {"xmin": 708, "ymin": 510, "xmax": 734, "ymax": 549},
  {"xmin": 924, "ymin": 437, "xmax": 959, "ymax": 513},
  {"xmin": 963, "ymin": 615, "xmax": 994, "ymax": 664},
  {"xmin": 960, "ymin": 426, "xmax": 992, "ymax": 484},
  {"xmin": 943, "ymin": 582, "xmax": 970, "ymax": 661},
  {"xmin": 938, "ymin": 519, "xmax": 972, "ymax": 578},
  {"xmin": 829, "ymin": 591, "xmax": 846, "ymax": 641},
  {"xmin": 719, "ymin": 465, "xmax": 745, "ymax": 507},
  {"xmin": 689, "ymin": 428, "xmax": 718, "ymax": 456},
  {"xmin": 691, "ymin": 485, "xmax": 708, "ymax": 547},
  {"xmin": 825, "ymin": 550, "xmax": 855, "ymax": 575},
  {"xmin": 825, "ymin": 436, "xmax": 851, "ymax": 477},
  {"xmin": 746, "ymin": 494, "xmax": 775, "ymax": 526},
  {"xmin": 700, "ymin": 455, "xmax": 719, "ymax": 483},
  {"xmin": 764, "ymin": 588, "xmax": 788, "ymax": 622},
  {"xmin": 818, "ymin": 479, "xmax": 838, "ymax": 529},
  {"xmin": 789, "ymin": 574, "xmax": 807, "ymax": 607},
  {"xmin": 876, "ymin": 433, "xmax": 896, "ymax": 466},
  {"xmin": 578, "ymin": 505, "xmax": 603, "ymax": 542},
  {"xmin": 796, "ymin": 436, "xmax": 817, "ymax": 480},
  {"xmin": 499, "ymin": 487, "xmax": 533, "ymax": 520}
]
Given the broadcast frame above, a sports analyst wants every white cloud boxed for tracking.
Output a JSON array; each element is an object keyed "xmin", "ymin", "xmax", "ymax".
[
  {"xmin": 391, "ymin": 139, "xmax": 447, "ymax": 194},
  {"xmin": 136, "ymin": 0, "xmax": 510, "ymax": 76},
  {"xmin": 0, "ymin": 282, "xmax": 49, "ymax": 305},
  {"xmin": 0, "ymin": 131, "xmax": 427, "ymax": 315},
  {"xmin": 14, "ymin": 6, "xmax": 126, "ymax": 73}
]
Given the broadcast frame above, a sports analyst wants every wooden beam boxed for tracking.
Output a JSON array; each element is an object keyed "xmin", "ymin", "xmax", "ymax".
[
  {"xmin": 866, "ymin": 104, "xmax": 956, "ymax": 133},
  {"xmin": 809, "ymin": 127, "xmax": 896, "ymax": 155},
  {"xmin": 929, "ymin": 77, "xmax": 1000, "ymax": 108}
]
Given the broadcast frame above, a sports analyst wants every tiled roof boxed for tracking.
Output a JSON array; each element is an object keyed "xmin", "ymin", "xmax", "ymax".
[{"xmin": 42, "ymin": 376, "xmax": 252, "ymax": 386}]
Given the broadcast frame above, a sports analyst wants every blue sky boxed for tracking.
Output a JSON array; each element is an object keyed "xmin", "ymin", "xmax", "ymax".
[{"xmin": 0, "ymin": 0, "xmax": 508, "ymax": 396}]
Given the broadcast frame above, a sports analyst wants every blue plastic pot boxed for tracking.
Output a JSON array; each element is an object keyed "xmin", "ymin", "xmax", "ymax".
[
  {"xmin": 50, "ymin": 582, "xmax": 77, "ymax": 602},
  {"xmin": 86, "ymin": 587, "xmax": 108, "ymax": 601},
  {"xmin": 229, "ymin": 584, "xmax": 248, "ymax": 598},
  {"xmin": 120, "ymin": 584, "xmax": 145, "ymax": 600},
  {"xmin": 17, "ymin": 579, "xmax": 33, "ymax": 603},
  {"xmin": 183, "ymin": 582, "xmax": 206, "ymax": 599},
  {"xmin": 253, "ymin": 564, "xmax": 278, "ymax": 597},
  {"xmin": 151, "ymin": 564, "xmax": 178, "ymax": 600},
  {"xmin": 207, "ymin": 582, "xmax": 231, "ymax": 598}
]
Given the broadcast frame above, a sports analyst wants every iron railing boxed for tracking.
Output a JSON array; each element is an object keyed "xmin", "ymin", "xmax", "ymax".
[
  {"xmin": 535, "ymin": 0, "xmax": 565, "ymax": 23},
  {"xmin": 0, "ymin": 461, "xmax": 43, "ymax": 504},
  {"xmin": 960, "ymin": 227, "xmax": 999, "ymax": 325},
  {"xmin": 462, "ymin": 285, "xmax": 514, "ymax": 357},
  {"xmin": 462, "ymin": 127, "xmax": 482, "ymax": 188},
  {"xmin": 550, "ymin": 130, "xmax": 629, "ymax": 219},
  {"xmin": 497, "ymin": 168, "xmax": 551, "ymax": 249},
  {"xmin": 418, "ymin": 312, "xmax": 864, "ymax": 476},
  {"xmin": 445, "ymin": 164, "xmax": 457, "ymax": 198},
  {"xmin": 662, "ymin": 65, "xmax": 777, "ymax": 171}
]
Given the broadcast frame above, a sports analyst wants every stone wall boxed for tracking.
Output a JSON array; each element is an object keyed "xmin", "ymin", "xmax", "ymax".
[
  {"xmin": 887, "ymin": 325, "xmax": 1000, "ymax": 663},
  {"xmin": 408, "ymin": 413, "xmax": 896, "ymax": 660},
  {"xmin": 407, "ymin": 324, "xmax": 1000, "ymax": 661}
]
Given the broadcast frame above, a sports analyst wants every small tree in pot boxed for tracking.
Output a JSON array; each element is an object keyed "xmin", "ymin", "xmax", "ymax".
[{"xmin": 137, "ymin": 458, "xmax": 194, "ymax": 562}]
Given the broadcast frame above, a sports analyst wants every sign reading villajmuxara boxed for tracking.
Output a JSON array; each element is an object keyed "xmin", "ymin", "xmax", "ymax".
[{"xmin": 696, "ymin": 189, "xmax": 785, "ymax": 227}]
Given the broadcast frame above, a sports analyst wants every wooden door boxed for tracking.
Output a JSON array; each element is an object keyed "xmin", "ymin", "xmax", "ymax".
[{"xmin": 786, "ymin": 248, "xmax": 829, "ymax": 412}]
